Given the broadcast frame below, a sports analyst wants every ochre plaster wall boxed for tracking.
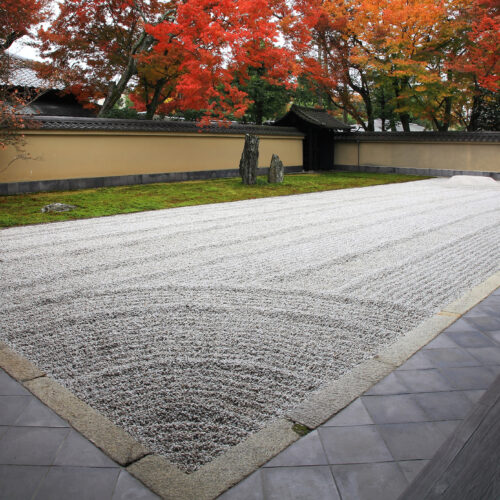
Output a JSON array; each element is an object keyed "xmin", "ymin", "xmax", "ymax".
[
  {"xmin": 335, "ymin": 141, "xmax": 500, "ymax": 172},
  {"xmin": 0, "ymin": 131, "xmax": 304, "ymax": 183}
]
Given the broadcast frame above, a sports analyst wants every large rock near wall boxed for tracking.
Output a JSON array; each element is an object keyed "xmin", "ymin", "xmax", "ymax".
[
  {"xmin": 239, "ymin": 134, "xmax": 259, "ymax": 185},
  {"xmin": 268, "ymin": 154, "xmax": 284, "ymax": 184}
]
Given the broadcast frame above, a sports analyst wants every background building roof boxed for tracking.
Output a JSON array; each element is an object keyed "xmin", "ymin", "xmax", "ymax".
[
  {"xmin": 4, "ymin": 55, "xmax": 63, "ymax": 90},
  {"xmin": 275, "ymin": 105, "xmax": 351, "ymax": 130}
]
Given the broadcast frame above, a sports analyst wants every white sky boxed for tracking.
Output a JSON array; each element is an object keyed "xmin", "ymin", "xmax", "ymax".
[
  {"xmin": 7, "ymin": 39, "xmax": 42, "ymax": 61},
  {"xmin": 7, "ymin": 0, "xmax": 60, "ymax": 61}
]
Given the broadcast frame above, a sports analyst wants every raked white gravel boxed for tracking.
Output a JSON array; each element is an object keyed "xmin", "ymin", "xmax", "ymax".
[{"xmin": 1, "ymin": 177, "xmax": 499, "ymax": 471}]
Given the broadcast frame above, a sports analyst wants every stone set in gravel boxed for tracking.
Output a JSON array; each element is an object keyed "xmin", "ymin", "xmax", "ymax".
[{"xmin": 1, "ymin": 178, "xmax": 499, "ymax": 471}]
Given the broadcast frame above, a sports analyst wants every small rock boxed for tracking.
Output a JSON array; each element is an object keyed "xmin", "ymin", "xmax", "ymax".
[
  {"xmin": 41, "ymin": 203, "xmax": 77, "ymax": 213},
  {"xmin": 268, "ymin": 154, "xmax": 284, "ymax": 184}
]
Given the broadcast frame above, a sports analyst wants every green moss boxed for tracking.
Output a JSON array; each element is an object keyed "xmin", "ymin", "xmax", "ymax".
[
  {"xmin": 0, "ymin": 171, "xmax": 428, "ymax": 228},
  {"xmin": 292, "ymin": 423, "xmax": 312, "ymax": 436}
]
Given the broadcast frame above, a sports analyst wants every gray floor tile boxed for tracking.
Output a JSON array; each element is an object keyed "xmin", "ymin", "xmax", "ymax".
[
  {"xmin": 412, "ymin": 391, "xmax": 473, "ymax": 420},
  {"xmin": 462, "ymin": 389, "xmax": 486, "ymax": 404},
  {"xmin": 431, "ymin": 420, "xmax": 461, "ymax": 440},
  {"xmin": 483, "ymin": 292, "xmax": 500, "ymax": 302},
  {"xmin": 396, "ymin": 351, "xmax": 435, "ymax": 370},
  {"xmin": 0, "ymin": 396, "xmax": 31, "ymax": 425},
  {"xmin": 323, "ymin": 399, "xmax": 373, "ymax": 427},
  {"xmin": 438, "ymin": 365, "xmax": 497, "ymax": 390},
  {"xmin": 481, "ymin": 299, "xmax": 500, "ymax": 313},
  {"xmin": 262, "ymin": 466, "xmax": 340, "ymax": 500},
  {"xmin": 394, "ymin": 369, "xmax": 452, "ymax": 393},
  {"xmin": 111, "ymin": 470, "xmax": 159, "ymax": 499},
  {"xmin": 482, "ymin": 299, "xmax": 500, "ymax": 311},
  {"xmin": 54, "ymin": 430, "xmax": 118, "ymax": 467},
  {"xmin": 467, "ymin": 294, "xmax": 499, "ymax": 307},
  {"xmin": 0, "ymin": 427, "xmax": 70, "ymax": 465},
  {"xmin": 488, "ymin": 365, "xmax": 500, "ymax": 376},
  {"xmin": 486, "ymin": 330, "xmax": 500, "ymax": 345},
  {"xmin": 361, "ymin": 395, "xmax": 429, "ymax": 424},
  {"xmin": 0, "ymin": 427, "xmax": 9, "ymax": 441},
  {"xmin": 445, "ymin": 330, "xmax": 495, "ymax": 348},
  {"xmin": 14, "ymin": 397, "xmax": 70, "ymax": 428},
  {"xmin": 464, "ymin": 316, "xmax": 500, "ymax": 332},
  {"xmin": 443, "ymin": 319, "xmax": 479, "ymax": 334},
  {"xmin": 397, "ymin": 460, "xmax": 429, "ymax": 483},
  {"xmin": 218, "ymin": 470, "xmax": 264, "ymax": 500},
  {"xmin": 422, "ymin": 348, "xmax": 480, "ymax": 368},
  {"xmin": 423, "ymin": 335, "xmax": 459, "ymax": 349},
  {"xmin": 264, "ymin": 430, "xmax": 329, "ymax": 467},
  {"xmin": 331, "ymin": 462, "xmax": 408, "ymax": 500},
  {"xmin": 377, "ymin": 421, "xmax": 460, "ymax": 461},
  {"xmin": 465, "ymin": 347, "xmax": 500, "ymax": 365},
  {"xmin": 0, "ymin": 371, "xmax": 30, "ymax": 396},
  {"xmin": 34, "ymin": 466, "xmax": 120, "ymax": 500},
  {"xmin": 318, "ymin": 426, "xmax": 393, "ymax": 464},
  {"xmin": 464, "ymin": 303, "xmax": 500, "ymax": 318},
  {"xmin": 0, "ymin": 465, "xmax": 49, "ymax": 500},
  {"xmin": 364, "ymin": 373, "xmax": 409, "ymax": 396}
]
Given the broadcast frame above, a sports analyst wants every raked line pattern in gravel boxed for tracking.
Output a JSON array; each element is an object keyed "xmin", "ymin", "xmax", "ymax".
[{"xmin": 1, "ymin": 177, "xmax": 499, "ymax": 472}]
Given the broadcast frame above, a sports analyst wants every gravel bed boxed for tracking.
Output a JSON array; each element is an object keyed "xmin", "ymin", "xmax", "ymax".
[{"xmin": 1, "ymin": 177, "xmax": 499, "ymax": 471}]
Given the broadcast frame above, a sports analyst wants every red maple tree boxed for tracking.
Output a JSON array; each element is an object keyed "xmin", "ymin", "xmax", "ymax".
[
  {"xmin": 450, "ymin": 0, "xmax": 499, "ymax": 92},
  {"xmin": 298, "ymin": 0, "xmax": 498, "ymax": 130},
  {"xmin": 39, "ymin": 0, "xmax": 310, "ymax": 121},
  {"xmin": 1, "ymin": 0, "xmax": 50, "ymax": 51},
  {"xmin": 1, "ymin": 0, "xmax": 51, "ymax": 151}
]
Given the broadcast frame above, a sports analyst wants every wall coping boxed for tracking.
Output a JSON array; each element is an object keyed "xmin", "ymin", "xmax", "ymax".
[
  {"xmin": 335, "ymin": 131, "xmax": 500, "ymax": 143},
  {"xmin": 17, "ymin": 115, "xmax": 304, "ymax": 137}
]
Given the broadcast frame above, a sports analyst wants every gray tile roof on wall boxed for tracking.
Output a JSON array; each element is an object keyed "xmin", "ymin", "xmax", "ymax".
[
  {"xmin": 292, "ymin": 105, "xmax": 351, "ymax": 130},
  {"xmin": 22, "ymin": 102, "xmax": 96, "ymax": 118},
  {"xmin": 335, "ymin": 131, "xmax": 500, "ymax": 143},
  {"xmin": 4, "ymin": 55, "xmax": 64, "ymax": 90},
  {"xmin": 26, "ymin": 115, "xmax": 304, "ymax": 136},
  {"xmin": 275, "ymin": 105, "xmax": 351, "ymax": 130}
]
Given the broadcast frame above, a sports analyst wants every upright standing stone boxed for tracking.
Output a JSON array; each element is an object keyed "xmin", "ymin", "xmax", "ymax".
[
  {"xmin": 239, "ymin": 134, "xmax": 259, "ymax": 185},
  {"xmin": 268, "ymin": 154, "xmax": 284, "ymax": 183}
]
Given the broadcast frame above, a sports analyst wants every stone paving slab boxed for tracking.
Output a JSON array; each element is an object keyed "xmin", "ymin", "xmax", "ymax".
[
  {"xmin": 219, "ymin": 288, "xmax": 500, "ymax": 500},
  {"xmin": 0, "ymin": 370, "xmax": 159, "ymax": 500}
]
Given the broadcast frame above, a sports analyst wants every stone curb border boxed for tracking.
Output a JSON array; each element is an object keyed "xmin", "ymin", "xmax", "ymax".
[
  {"xmin": 1, "ymin": 270, "xmax": 499, "ymax": 499},
  {"xmin": 0, "ymin": 165, "xmax": 304, "ymax": 195}
]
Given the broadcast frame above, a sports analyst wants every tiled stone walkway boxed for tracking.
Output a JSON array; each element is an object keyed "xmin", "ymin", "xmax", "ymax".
[
  {"xmin": 219, "ymin": 287, "xmax": 500, "ymax": 500},
  {"xmin": 0, "ymin": 371, "xmax": 159, "ymax": 499}
]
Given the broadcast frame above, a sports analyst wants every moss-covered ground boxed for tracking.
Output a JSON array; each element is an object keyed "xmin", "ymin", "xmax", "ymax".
[{"xmin": 0, "ymin": 171, "xmax": 428, "ymax": 228}]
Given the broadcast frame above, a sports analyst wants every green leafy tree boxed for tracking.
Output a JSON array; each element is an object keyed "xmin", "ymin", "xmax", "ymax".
[{"xmin": 238, "ymin": 67, "xmax": 291, "ymax": 124}]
